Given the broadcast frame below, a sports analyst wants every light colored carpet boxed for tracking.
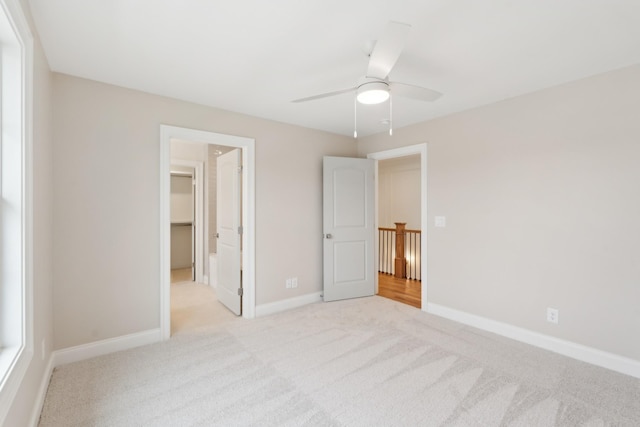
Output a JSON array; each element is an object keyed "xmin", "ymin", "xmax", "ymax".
[
  {"xmin": 38, "ymin": 295, "xmax": 640, "ymax": 426},
  {"xmin": 170, "ymin": 281, "xmax": 232, "ymax": 335},
  {"xmin": 171, "ymin": 268, "xmax": 193, "ymax": 284}
]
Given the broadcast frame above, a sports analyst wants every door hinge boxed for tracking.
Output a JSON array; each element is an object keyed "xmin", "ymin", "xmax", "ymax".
[
  {"xmin": 237, "ymin": 166, "xmax": 243, "ymax": 173},
  {"xmin": 238, "ymin": 288, "xmax": 243, "ymax": 296},
  {"xmin": 216, "ymin": 232, "xmax": 219, "ymax": 238},
  {"xmin": 238, "ymin": 226, "xmax": 243, "ymax": 235}
]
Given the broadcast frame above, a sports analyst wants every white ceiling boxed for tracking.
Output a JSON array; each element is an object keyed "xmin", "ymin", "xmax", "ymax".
[{"xmin": 28, "ymin": 0, "xmax": 640, "ymax": 137}]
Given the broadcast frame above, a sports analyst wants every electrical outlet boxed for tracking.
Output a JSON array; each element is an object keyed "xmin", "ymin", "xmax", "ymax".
[
  {"xmin": 292, "ymin": 277, "xmax": 298, "ymax": 288},
  {"xmin": 546, "ymin": 307, "xmax": 559, "ymax": 324},
  {"xmin": 285, "ymin": 278, "xmax": 292, "ymax": 289}
]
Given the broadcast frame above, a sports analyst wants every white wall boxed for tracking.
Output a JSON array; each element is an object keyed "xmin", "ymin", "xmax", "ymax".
[
  {"xmin": 359, "ymin": 64, "xmax": 640, "ymax": 362},
  {"xmin": 4, "ymin": 0, "xmax": 54, "ymax": 425},
  {"xmin": 378, "ymin": 155, "xmax": 421, "ymax": 229},
  {"xmin": 52, "ymin": 73, "xmax": 356, "ymax": 349}
]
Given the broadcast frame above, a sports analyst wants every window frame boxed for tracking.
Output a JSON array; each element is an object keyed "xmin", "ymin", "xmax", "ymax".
[{"xmin": 0, "ymin": 0, "xmax": 34, "ymax": 423}]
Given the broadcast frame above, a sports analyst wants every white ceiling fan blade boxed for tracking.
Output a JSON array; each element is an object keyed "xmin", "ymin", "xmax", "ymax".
[
  {"xmin": 390, "ymin": 82, "xmax": 443, "ymax": 102},
  {"xmin": 366, "ymin": 21, "xmax": 411, "ymax": 79},
  {"xmin": 292, "ymin": 87, "xmax": 356, "ymax": 103}
]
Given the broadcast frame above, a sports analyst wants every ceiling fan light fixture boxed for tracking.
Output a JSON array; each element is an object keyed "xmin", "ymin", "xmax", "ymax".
[{"xmin": 357, "ymin": 81, "xmax": 390, "ymax": 104}]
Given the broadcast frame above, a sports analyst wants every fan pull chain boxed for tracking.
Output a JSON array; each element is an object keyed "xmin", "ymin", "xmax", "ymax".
[
  {"xmin": 389, "ymin": 92, "xmax": 393, "ymax": 136},
  {"xmin": 353, "ymin": 95, "xmax": 358, "ymax": 138}
]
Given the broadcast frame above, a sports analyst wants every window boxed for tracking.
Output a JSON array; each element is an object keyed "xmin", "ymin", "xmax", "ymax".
[{"xmin": 0, "ymin": 0, "xmax": 33, "ymax": 422}]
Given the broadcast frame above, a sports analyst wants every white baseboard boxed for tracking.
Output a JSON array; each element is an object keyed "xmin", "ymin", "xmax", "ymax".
[
  {"xmin": 28, "ymin": 355, "xmax": 54, "ymax": 427},
  {"xmin": 255, "ymin": 292, "xmax": 322, "ymax": 317},
  {"xmin": 52, "ymin": 328, "xmax": 162, "ymax": 367},
  {"xmin": 426, "ymin": 303, "xmax": 640, "ymax": 379},
  {"xmin": 29, "ymin": 329, "xmax": 161, "ymax": 425}
]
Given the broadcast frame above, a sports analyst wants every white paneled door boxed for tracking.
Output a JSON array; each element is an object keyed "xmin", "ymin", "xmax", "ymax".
[
  {"xmin": 323, "ymin": 156, "xmax": 375, "ymax": 301},
  {"xmin": 217, "ymin": 149, "xmax": 242, "ymax": 315}
]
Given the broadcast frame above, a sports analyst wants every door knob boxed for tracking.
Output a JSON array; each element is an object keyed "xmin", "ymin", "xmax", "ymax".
[{"xmin": 325, "ymin": 234, "xmax": 333, "ymax": 239}]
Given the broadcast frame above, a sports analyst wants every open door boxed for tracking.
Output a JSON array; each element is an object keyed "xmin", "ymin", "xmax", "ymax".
[
  {"xmin": 191, "ymin": 174, "xmax": 196, "ymax": 281},
  {"xmin": 323, "ymin": 156, "xmax": 375, "ymax": 301},
  {"xmin": 217, "ymin": 149, "xmax": 242, "ymax": 315}
]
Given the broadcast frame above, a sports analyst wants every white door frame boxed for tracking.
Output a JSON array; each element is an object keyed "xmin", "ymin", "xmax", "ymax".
[
  {"xmin": 367, "ymin": 143, "xmax": 427, "ymax": 310},
  {"xmin": 170, "ymin": 160, "xmax": 204, "ymax": 283},
  {"xmin": 160, "ymin": 125, "xmax": 256, "ymax": 340}
]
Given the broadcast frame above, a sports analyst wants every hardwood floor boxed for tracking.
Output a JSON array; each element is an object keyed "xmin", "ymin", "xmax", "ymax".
[{"xmin": 377, "ymin": 273, "xmax": 421, "ymax": 308}]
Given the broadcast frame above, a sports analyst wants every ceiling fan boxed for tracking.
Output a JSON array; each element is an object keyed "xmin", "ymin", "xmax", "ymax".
[{"xmin": 292, "ymin": 21, "xmax": 443, "ymax": 109}]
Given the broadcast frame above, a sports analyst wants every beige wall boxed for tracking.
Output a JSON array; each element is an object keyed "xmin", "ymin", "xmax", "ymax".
[
  {"xmin": 170, "ymin": 175, "xmax": 193, "ymax": 270},
  {"xmin": 5, "ymin": 1, "xmax": 54, "ymax": 425},
  {"xmin": 52, "ymin": 73, "xmax": 356, "ymax": 349},
  {"xmin": 170, "ymin": 175, "xmax": 194, "ymax": 224},
  {"xmin": 359, "ymin": 64, "xmax": 640, "ymax": 361},
  {"xmin": 171, "ymin": 139, "xmax": 207, "ymax": 162},
  {"xmin": 378, "ymin": 155, "xmax": 421, "ymax": 229}
]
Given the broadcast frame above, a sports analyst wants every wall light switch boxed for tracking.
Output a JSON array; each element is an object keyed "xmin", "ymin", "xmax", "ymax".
[{"xmin": 435, "ymin": 216, "xmax": 446, "ymax": 227}]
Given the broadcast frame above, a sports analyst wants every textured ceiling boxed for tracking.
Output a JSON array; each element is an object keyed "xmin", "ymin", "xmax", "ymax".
[{"xmin": 29, "ymin": 0, "xmax": 640, "ymax": 137}]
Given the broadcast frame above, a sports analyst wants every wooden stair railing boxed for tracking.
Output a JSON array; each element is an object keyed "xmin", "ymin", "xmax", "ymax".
[
  {"xmin": 378, "ymin": 223, "xmax": 422, "ymax": 281},
  {"xmin": 394, "ymin": 222, "xmax": 406, "ymax": 279}
]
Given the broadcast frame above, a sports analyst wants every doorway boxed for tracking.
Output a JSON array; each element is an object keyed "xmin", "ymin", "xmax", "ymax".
[
  {"xmin": 169, "ymin": 147, "xmax": 232, "ymax": 334},
  {"xmin": 160, "ymin": 125, "xmax": 256, "ymax": 340},
  {"xmin": 169, "ymin": 158, "xmax": 205, "ymax": 285},
  {"xmin": 368, "ymin": 143, "xmax": 428, "ymax": 310}
]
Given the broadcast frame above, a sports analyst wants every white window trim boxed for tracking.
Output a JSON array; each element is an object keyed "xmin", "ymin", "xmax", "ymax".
[{"xmin": 0, "ymin": 0, "xmax": 34, "ymax": 423}]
